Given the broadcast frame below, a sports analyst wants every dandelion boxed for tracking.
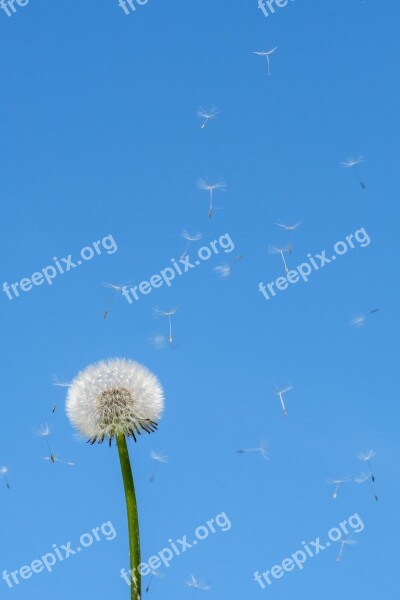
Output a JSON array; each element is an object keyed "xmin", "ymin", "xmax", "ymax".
[
  {"xmin": 340, "ymin": 156, "xmax": 366, "ymax": 189},
  {"xmin": 327, "ymin": 477, "xmax": 351, "ymax": 500},
  {"xmin": 214, "ymin": 265, "xmax": 231, "ymax": 279},
  {"xmin": 197, "ymin": 178, "xmax": 226, "ymax": 218},
  {"xmin": 154, "ymin": 307, "xmax": 177, "ymax": 343},
  {"xmin": 186, "ymin": 575, "xmax": 211, "ymax": 599},
  {"xmin": 237, "ymin": 440, "xmax": 269, "ymax": 461},
  {"xmin": 275, "ymin": 222, "xmax": 301, "ymax": 254},
  {"xmin": 181, "ymin": 230, "xmax": 202, "ymax": 259},
  {"xmin": 351, "ymin": 308, "xmax": 379, "ymax": 327},
  {"xmin": 274, "ymin": 385, "xmax": 293, "ymax": 417},
  {"xmin": 44, "ymin": 455, "xmax": 76, "ymax": 467},
  {"xmin": 355, "ymin": 472, "xmax": 378, "ymax": 502},
  {"xmin": 197, "ymin": 106, "xmax": 219, "ymax": 129},
  {"xmin": 269, "ymin": 245, "xmax": 289, "ymax": 273},
  {"xmin": 37, "ymin": 423, "xmax": 56, "ymax": 463},
  {"xmin": 336, "ymin": 537, "xmax": 357, "ymax": 562},
  {"xmin": 66, "ymin": 358, "xmax": 164, "ymax": 600},
  {"xmin": 52, "ymin": 375, "xmax": 71, "ymax": 413},
  {"xmin": 253, "ymin": 46, "xmax": 278, "ymax": 76},
  {"xmin": 145, "ymin": 568, "xmax": 164, "ymax": 593},
  {"xmin": 0, "ymin": 466, "xmax": 10, "ymax": 489},
  {"xmin": 102, "ymin": 282, "xmax": 128, "ymax": 320},
  {"xmin": 149, "ymin": 450, "xmax": 168, "ymax": 482},
  {"xmin": 357, "ymin": 448, "xmax": 377, "ymax": 482}
]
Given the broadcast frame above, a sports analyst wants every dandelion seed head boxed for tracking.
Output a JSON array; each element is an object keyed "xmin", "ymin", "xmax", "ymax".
[
  {"xmin": 253, "ymin": 46, "xmax": 278, "ymax": 56},
  {"xmin": 186, "ymin": 575, "xmax": 211, "ymax": 591},
  {"xmin": 358, "ymin": 449, "xmax": 377, "ymax": 461},
  {"xmin": 275, "ymin": 221, "xmax": 302, "ymax": 232},
  {"xmin": 102, "ymin": 282, "xmax": 126, "ymax": 292},
  {"xmin": 52, "ymin": 376, "xmax": 71, "ymax": 388},
  {"xmin": 214, "ymin": 265, "xmax": 231, "ymax": 278},
  {"xmin": 197, "ymin": 178, "xmax": 226, "ymax": 192},
  {"xmin": 150, "ymin": 451, "xmax": 168, "ymax": 463},
  {"xmin": 66, "ymin": 359, "xmax": 164, "ymax": 444},
  {"xmin": 37, "ymin": 423, "xmax": 51, "ymax": 437},
  {"xmin": 181, "ymin": 230, "xmax": 203, "ymax": 242},
  {"xmin": 327, "ymin": 477, "xmax": 351, "ymax": 484},
  {"xmin": 340, "ymin": 156, "xmax": 365, "ymax": 168},
  {"xmin": 275, "ymin": 385, "xmax": 293, "ymax": 395},
  {"xmin": 154, "ymin": 307, "xmax": 177, "ymax": 318},
  {"xmin": 268, "ymin": 245, "xmax": 289, "ymax": 255},
  {"xmin": 197, "ymin": 106, "xmax": 219, "ymax": 119},
  {"xmin": 0, "ymin": 466, "xmax": 9, "ymax": 476},
  {"xmin": 355, "ymin": 472, "xmax": 372, "ymax": 484}
]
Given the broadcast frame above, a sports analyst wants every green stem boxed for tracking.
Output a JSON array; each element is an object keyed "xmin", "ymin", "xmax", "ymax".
[{"xmin": 116, "ymin": 433, "xmax": 141, "ymax": 600}]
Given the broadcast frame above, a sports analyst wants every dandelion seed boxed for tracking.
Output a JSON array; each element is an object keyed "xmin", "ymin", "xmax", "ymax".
[
  {"xmin": 150, "ymin": 335, "xmax": 167, "ymax": 350},
  {"xmin": 186, "ymin": 575, "xmax": 211, "ymax": 599},
  {"xmin": 274, "ymin": 385, "xmax": 293, "ymax": 417},
  {"xmin": 351, "ymin": 308, "xmax": 379, "ymax": 327},
  {"xmin": 214, "ymin": 265, "xmax": 231, "ymax": 279},
  {"xmin": 36, "ymin": 423, "xmax": 56, "ymax": 463},
  {"xmin": 181, "ymin": 230, "xmax": 202, "ymax": 259},
  {"xmin": 253, "ymin": 46, "xmax": 278, "ymax": 76},
  {"xmin": 355, "ymin": 472, "xmax": 378, "ymax": 502},
  {"xmin": 149, "ymin": 451, "xmax": 168, "ymax": 483},
  {"xmin": 327, "ymin": 477, "xmax": 351, "ymax": 500},
  {"xmin": 336, "ymin": 537, "xmax": 357, "ymax": 562},
  {"xmin": 145, "ymin": 568, "xmax": 164, "ymax": 593},
  {"xmin": 154, "ymin": 307, "xmax": 177, "ymax": 343},
  {"xmin": 44, "ymin": 455, "xmax": 76, "ymax": 467},
  {"xmin": 0, "ymin": 466, "xmax": 10, "ymax": 489},
  {"xmin": 66, "ymin": 358, "xmax": 164, "ymax": 600},
  {"xmin": 102, "ymin": 282, "xmax": 127, "ymax": 320},
  {"xmin": 275, "ymin": 222, "xmax": 301, "ymax": 254},
  {"xmin": 269, "ymin": 245, "xmax": 289, "ymax": 273},
  {"xmin": 52, "ymin": 375, "xmax": 70, "ymax": 414},
  {"xmin": 357, "ymin": 448, "xmax": 377, "ymax": 482},
  {"xmin": 197, "ymin": 106, "xmax": 219, "ymax": 129},
  {"xmin": 197, "ymin": 178, "xmax": 226, "ymax": 218},
  {"xmin": 237, "ymin": 440, "xmax": 269, "ymax": 461},
  {"xmin": 340, "ymin": 156, "xmax": 366, "ymax": 189}
]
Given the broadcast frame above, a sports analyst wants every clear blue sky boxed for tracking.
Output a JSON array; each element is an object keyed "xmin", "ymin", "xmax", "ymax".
[{"xmin": 1, "ymin": 0, "xmax": 399, "ymax": 598}]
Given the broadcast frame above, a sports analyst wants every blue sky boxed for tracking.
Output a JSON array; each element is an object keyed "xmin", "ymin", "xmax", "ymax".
[{"xmin": 0, "ymin": 0, "xmax": 399, "ymax": 598}]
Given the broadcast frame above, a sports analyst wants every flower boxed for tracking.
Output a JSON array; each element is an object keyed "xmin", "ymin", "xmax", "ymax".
[{"xmin": 66, "ymin": 358, "xmax": 164, "ymax": 445}]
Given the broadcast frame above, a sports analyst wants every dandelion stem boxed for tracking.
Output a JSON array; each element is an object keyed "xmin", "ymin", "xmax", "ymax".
[{"xmin": 117, "ymin": 433, "xmax": 141, "ymax": 600}]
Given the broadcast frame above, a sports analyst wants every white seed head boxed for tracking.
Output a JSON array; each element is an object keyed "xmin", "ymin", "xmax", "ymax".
[
  {"xmin": 355, "ymin": 472, "xmax": 371, "ymax": 484},
  {"xmin": 66, "ymin": 359, "xmax": 164, "ymax": 445},
  {"xmin": 0, "ymin": 466, "xmax": 9, "ymax": 476},
  {"xmin": 214, "ymin": 265, "xmax": 231, "ymax": 278},
  {"xmin": 357, "ymin": 448, "xmax": 377, "ymax": 461},
  {"xmin": 150, "ymin": 451, "xmax": 168, "ymax": 463},
  {"xmin": 37, "ymin": 423, "xmax": 51, "ymax": 437},
  {"xmin": 186, "ymin": 575, "xmax": 211, "ymax": 591},
  {"xmin": 340, "ymin": 156, "xmax": 365, "ymax": 168}
]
